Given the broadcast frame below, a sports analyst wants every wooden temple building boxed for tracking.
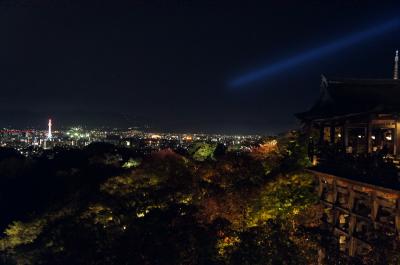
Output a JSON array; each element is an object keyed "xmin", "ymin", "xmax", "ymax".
[
  {"xmin": 297, "ymin": 52, "xmax": 400, "ymax": 157},
  {"xmin": 297, "ymin": 51, "xmax": 400, "ymax": 258}
]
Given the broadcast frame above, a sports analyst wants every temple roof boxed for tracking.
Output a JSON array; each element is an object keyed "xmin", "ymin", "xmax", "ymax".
[{"xmin": 296, "ymin": 76, "xmax": 400, "ymax": 121}]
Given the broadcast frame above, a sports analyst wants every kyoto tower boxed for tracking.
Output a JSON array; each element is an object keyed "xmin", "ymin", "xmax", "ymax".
[{"xmin": 47, "ymin": 118, "xmax": 52, "ymax": 139}]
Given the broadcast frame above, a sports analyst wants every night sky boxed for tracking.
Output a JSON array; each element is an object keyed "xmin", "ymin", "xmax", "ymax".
[{"xmin": 1, "ymin": 0, "xmax": 400, "ymax": 134}]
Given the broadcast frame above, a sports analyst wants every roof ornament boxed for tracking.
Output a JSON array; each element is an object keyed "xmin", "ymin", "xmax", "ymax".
[
  {"xmin": 394, "ymin": 50, "xmax": 399, "ymax": 80},
  {"xmin": 320, "ymin": 74, "xmax": 331, "ymax": 103},
  {"xmin": 321, "ymin": 74, "xmax": 328, "ymax": 88}
]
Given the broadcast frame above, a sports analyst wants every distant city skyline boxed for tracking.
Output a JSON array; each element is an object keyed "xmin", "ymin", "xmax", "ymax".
[{"xmin": 0, "ymin": 109, "xmax": 280, "ymax": 134}]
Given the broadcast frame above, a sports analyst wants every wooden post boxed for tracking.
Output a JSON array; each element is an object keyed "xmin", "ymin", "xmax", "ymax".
[
  {"xmin": 317, "ymin": 248, "xmax": 326, "ymax": 265},
  {"xmin": 348, "ymin": 215, "xmax": 357, "ymax": 256},
  {"xmin": 371, "ymin": 192, "xmax": 378, "ymax": 222},
  {"xmin": 367, "ymin": 121, "xmax": 372, "ymax": 153},
  {"xmin": 343, "ymin": 121, "xmax": 349, "ymax": 152},
  {"xmin": 396, "ymin": 215, "xmax": 400, "ymax": 239},
  {"xmin": 349, "ymin": 215, "xmax": 356, "ymax": 235},
  {"xmin": 396, "ymin": 121, "xmax": 400, "ymax": 158},
  {"xmin": 335, "ymin": 209, "xmax": 341, "ymax": 226},
  {"xmin": 330, "ymin": 125, "xmax": 335, "ymax": 144},
  {"xmin": 319, "ymin": 124, "xmax": 324, "ymax": 145},
  {"xmin": 394, "ymin": 121, "xmax": 398, "ymax": 156},
  {"xmin": 348, "ymin": 237, "xmax": 357, "ymax": 256},
  {"xmin": 396, "ymin": 198, "xmax": 400, "ymax": 239},
  {"xmin": 347, "ymin": 187, "xmax": 355, "ymax": 211},
  {"xmin": 318, "ymin": 177, "xmax": 324, "ymax": 198},
  {"xmin": 332, "ymin": 178, "xmax": 338, "ymax": 204}
]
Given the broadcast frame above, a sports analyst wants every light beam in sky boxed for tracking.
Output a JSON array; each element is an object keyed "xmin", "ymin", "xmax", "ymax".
[{"xmin": 229, "ymin": 18, "xmax": 400, "ymax": 88}]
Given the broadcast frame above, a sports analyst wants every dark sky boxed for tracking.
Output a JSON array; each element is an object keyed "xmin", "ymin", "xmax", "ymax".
[{"xmin": 1, "ymin": 0, "xmax": 400, "ymax": 134}]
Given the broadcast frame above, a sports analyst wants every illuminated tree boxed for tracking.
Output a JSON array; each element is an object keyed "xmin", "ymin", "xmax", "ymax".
[
  {"xmin": 189, "ymin": 142, "xmax": 217, "ymax": 161},
  {"xmin": 278, "ymin": 131, "xmax": 311, "ymax": 172},
  {"xmin": 0, "ymin": 219, "xmax": 46, "ymax": 251},
  {"xmin": 227, "ymin": 221, "xmax": 305, "ymax": 265},
  {"xmin": 248, "ymin": 173, "xmax": 317, "ymax": 226},
  {"xmin": 0, "ymin": 136, "xmax": 349, "ymax": 265}
]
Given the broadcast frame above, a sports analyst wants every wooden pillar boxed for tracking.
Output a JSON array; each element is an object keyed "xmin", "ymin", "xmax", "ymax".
[
  {"xmin": 332, "ymin": 178, "xmax": 338, "ymax": 204},
  {"xmin": 367, "ymin": 121, "xmax": 372, "ymax": 153},
  {"xmin": 371, "ymin": 192, "xmax": 378, "ymax": 222},
  {"xmin": 317, "ymin": 248, "xmax": 326, "ymax": 265},
  {"xmin": 347, "ymin": 186, "xmax": 355, "ymax": 211},
  {"xmin": 348, "ymin": 237, "xmax": 357, "ymax": 256},
  {"xmin": 348, "ymin": 215, "xmax": 356, "ymax": 236},
  {"xmin": 330, "ymin": 125, "xmax": 335, "ymax": 144},
  {"xmin": 394, "ymin": 121, "xmax": 398, "ymax": 156},
  {"xmin": 343, "ymin": 121, "xmax": 349, "ymax": 152},
  {"xmin": 319, "ymin": 124, "xmax": 324, "ymax": 145},
  {"xmin": 395, "ymin": 198, "xmax": 400, "ymax": 239},
  {"xmin": 396, "ymin": 121, "xmax": 400, "ymax": 157},
  {"xmin": 348, "ymin": 215, "xmax": 357, "ymax": 256},
  {"xmin": 396, "ymin": 215, "xmax": 400, "ymax": 239},
  {"xmin": 332, "ymin": 209, "xmax": 339, "ymax": 226},
  {"xmin": 318, "ymin": 177, "xmax": 324, "ymax": 198}
]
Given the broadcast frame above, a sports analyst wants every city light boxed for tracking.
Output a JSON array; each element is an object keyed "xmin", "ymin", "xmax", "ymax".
[
  {"xmin": 0, "ymin": 120, "xmax": 264, "ymax": 157},
  {"xmin": 47, "ymin": 119, "xmax": 52, "ymax": 140}
]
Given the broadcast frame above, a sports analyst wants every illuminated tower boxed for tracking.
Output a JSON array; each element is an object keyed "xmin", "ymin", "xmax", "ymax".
[
  {"xmin": 394, "ymin": 50, "xmax": 399, "ymax": 80},
  {"xmin": 47, "ymin": 119, "xmax": 52, "ymax": 139}
]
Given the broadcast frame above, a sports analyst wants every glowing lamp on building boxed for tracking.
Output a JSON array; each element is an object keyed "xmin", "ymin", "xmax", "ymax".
[
  {"xmin": 150, "ymin": 134, "xmax": 161, "ymax": 139},
  {"xmin": 183, "ymin": 135, "xmax": 193, "ymax": 141}
]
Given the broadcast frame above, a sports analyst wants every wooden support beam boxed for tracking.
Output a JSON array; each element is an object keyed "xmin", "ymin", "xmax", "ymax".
[
  {"xmin": 319, "ymin": 124, "xmax": 324, "ymax": 145},
  {"xmin": 349, "ymin": 215, "xmax": 356, "ymax": 236},
  {"xmin": 367, "ymin": 121, "xmax": 372, "ymax": 153},
  {"xmin": 337, "ymin": 186, "xmax": 349, "ymax": 194},
  {"xmin": 393, "ymin": 121, "xmax": 400, "ymax": 156},
  {"xmin": 343, "ymin": 122, "xmax": 349, "ymax": 150},
  {"xmin": 347, "ymin": 187, "xmax": 355, "ymax": 211},
  {"xmin": 332, "ymin": 178, "xmax": 338, "ymax": 204},
  {"xmin": 348, "ymin": 237, "xmax": 357, "ymax": 257},
  {"xmin": 318, "ymin": 178, "xmax": 324, "ymax": 198},
  {"xmin": 330, "ymin": 125, "xmax": 335, "ymax": 144},
  {"xmin": 332, "ymin": 209, "xmax": 339, "ymax": 226},
  {"xmin": 395, "ymin": 121, "xmax": 398, "ymax": 156},
  {"xmin": 371, "ymin": 192, "xmax": 378, "ymax": 222},
  {"xmin": 395, "ymin": 198, "xmax": 400, "ymax": 239}
]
